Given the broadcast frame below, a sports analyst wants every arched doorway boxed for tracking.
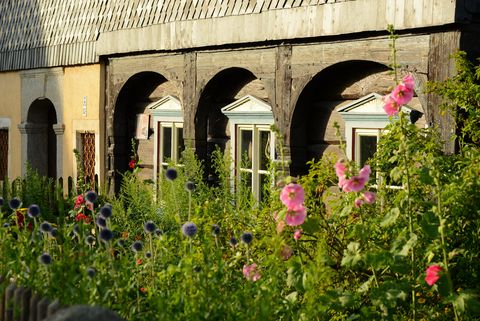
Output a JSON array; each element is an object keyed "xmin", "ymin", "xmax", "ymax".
[
  {"xmin": 195, "ymin": 67, "xmax": 268, "ymax": 182},
  {"xmin": 290, "ymin": 60, "xmax": 391, "ymax": 176},
  {"xmin": 26, "ymin": 98, "xmax": 58, "ymax": 179},
  {"xmin": 112, "ymin": 71, "xmax": 168, "ymax": 192}
]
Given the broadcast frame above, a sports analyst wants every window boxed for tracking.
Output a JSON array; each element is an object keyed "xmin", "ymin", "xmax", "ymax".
[
  {"xmin": 79, "ymin": 132, "xmax": 96, "ymax": 186},
  {"xmin": 237, "ymin": 125, "xmax": 274, "ymax": 201},
  {"xmin": 222, "ymin": 95, "xmax": 275, "ymax": 202},
  {"xmin": 0, "ymin": 128, "xmax": 8, "ymax": 181},
  {"xmin": 353, "ymin": 128, "xmax": 381, "ymax": 167},
  {"xmin": 158, "ymin": 122, "xmax": 185, "ymax": 169}
]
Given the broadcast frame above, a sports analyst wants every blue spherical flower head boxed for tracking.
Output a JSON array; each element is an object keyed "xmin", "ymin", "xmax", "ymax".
[
  {"xmin": 39, "ymin": 221, "xmax": 53, "ymax": 233},
  {"xmin": 181, "ymin": 222, "xmax": 197, "ymax": 238},
  {"xmin": 185, "ymin": 181, "xmax": 196, "ymax": 192},
  {"xmin": 211, "ymin": 224, "xmax": 220, "ymax": 236},
  {"xmin": 38, "ymin": 253, "xmax": 52, "ymax": 265},
  {"xmin": 85, "ymin": 235, "xmax": 96, "ymax": 245},
  {"xmin": 49, "ymin": 228, "xmax": 59, "ymax": 238},
  {"xmin": 165, "ymin": 168, "xmax": 177, "ymax": 181},
  {"xmin": 154, "ymin": 228, "xmax": 163, "ymax": 237},
  {"xmin": 85, "ymin": 191, "xmax": 98, "ymax": 204},
  {"xmin": 99, "ymin": 205, "xmax": 112, "ymax": 219},
  {"xmin": 96, "ymin": 216, "xmax": 107, "ymax": 229},
  {"xmin": 229, "ymin": 237, "xmax": 238, "ymax": 247},
  {"xmin": 27, "ymin": 204, "xmax": 41, "ymax": 218},
  {"xmin": 3, "ymin": 223, "xmax": 10, "ymax": 228},
  {"xmin": 0, "ymin": 196, "xmax": 4, "ymax": 206},
  {"xmin": 145, "ymin": 251, "xmax": 152, "ymax": 258},
  {"xmin": 131, "ymin": 240, "xmax": 143, "ymax": 253},
  {"xmin": 86, "ymin": 267, "xmax": 96, "ymax": 278},
  {"xmin": 241, "ymin": 232, "xmax": 253, "ymax": 245},
  {"xmin": 117, "ymin": 239, "xmax": 126, "ymax": 247},
  {"xmin": 99, "ymin": 229, "xmax": 113, "ymax": 242},
  {"xmin": 9, "ymin": 197, "xmax": 21, "ymax": 210},
  {"xmin": 144, "ymin": 220, "xmax": 156, "ymax": 234},
  {"xmin": 73, "ymin": 224, "xmax": 80, "ymax": 235}
]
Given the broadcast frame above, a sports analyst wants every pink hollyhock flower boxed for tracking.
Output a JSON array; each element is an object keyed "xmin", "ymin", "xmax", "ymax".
[
  {"xmin": 391, "ymin": 82, "xmax": 414, "ymax": 106},
  {"xmin": 243, "ymin": 263, "xmax": 261, "ymax": 281},
  {"xmin": 383, "ymin": 94, "xmax": 400, "ymax": 117},
  {"xmin": 402, "ymin": 74, "xmax": 415, "ymax": 90},
  {"xmin": 342, "ymin": 175, "xmax": 369, "ymax": 193},
  {"xmin": 358, "ymin": 165, "xmax": 371, "ymax": 179},
  {"xmin": 280, "ymin": 245, "xmax": 293, "ymax": 260},
  {"xmin": 285, "ymin": 205, "xmax": 307, "ymax": 226},
  {"xmin": 280, "ymin": 183, "xmax": 305, "ymax": 209},
  {"xmin": 354, "ymin": 197, "xmax": 364, "ymax": 208},
  {"xmin": 363, "ymin": 191, "xmax": 376, "ymax": 204},
  {"xmin": 338, "ymin": 175, "xmax": 348, "ymax": 189},
  {"xmin": 74, "ymin": 195, "xmax": 85, "ymax": 209},
  {"xmin": 425, "ymin": 265, "xmax": 443, "ymax": 286},
  {"xmin": 335, "ymin": 160, "xmax": 347, "ymax": 179},
  {"xmin": 293, "ymin": 229, "xmax": 302, "ymax": 241}
]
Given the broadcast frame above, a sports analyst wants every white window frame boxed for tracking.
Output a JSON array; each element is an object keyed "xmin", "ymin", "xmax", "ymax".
[
  {"xmin": 353, "ymin": 128, "xmax": 382, "ymax": 167},
  {"xmin": 0, "ymin": 118, "xmax": 10, "ymax": 181},
  {"xmin": 236, "ymin": 124, "xmax": 275, "ymax": 201},
  {"xmin": 221, "ymin": 95, "xmax": 275, "ymax": 202},
  {"xmin": 158, "ymin": 121, "xmax": 184, "ymax": 169}
]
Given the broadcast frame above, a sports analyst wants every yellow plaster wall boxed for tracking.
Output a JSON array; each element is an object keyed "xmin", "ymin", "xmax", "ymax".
[
  {"xmin": 63, "ymin": 64, "xmax": 104, "ymax": 188},
  {"xmin": 0, "ymin": 71, "xmax": 22, "ymax": 180}
]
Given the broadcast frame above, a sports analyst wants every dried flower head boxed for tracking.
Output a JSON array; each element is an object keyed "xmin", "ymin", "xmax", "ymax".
[
  {"xmin": 86, "ymin": 267, "xmax": 96, "ymax": 278},
  {"xmin": 38, "ymin": 253, "xmax": 52, "ymax": 265},
  {"xmin": 185, "ymin": 181, "xmax": 196, "ymax": 192},
  {"xmin": 241, "ymin": 232, "xmax": 253, "ymax": 245},
  {"xmin": 211, "ymin": 224, "xmax": 220, "ymax": 236},
  {"xmin": 131, "ymin": 240, "xmax": 143, "ymax": 253},
  {"xmin": 85, "ymin": 235, "xmax": 96, "ymax": 245},
  {"xmin": 181, "ymin": 222, "xmax": 197, "ymax": 237},
  {"xmin": 99, "ymin": 229, "xmax": 113, "ymax": 242},
  {"xmin": 40, "ymin": 221, "xmax": 53, "ymax": 233},
  {"xmin": 9, "ymin": 197, "xmax": 21, "ymax": 210},
  {"xmin": 165, "ymin": 168, "xmax": 178, "ymax": 181},
  {"xmin": 144, "ymin": 220, "xmax": 156, "ymax": 234},
  {"xmin": 27, "ymin": 204, "xmax": 41, "ymax": 218},
  {"xmin": 85, "ymin": 191, "xmax": 98, "ymax": 204}
]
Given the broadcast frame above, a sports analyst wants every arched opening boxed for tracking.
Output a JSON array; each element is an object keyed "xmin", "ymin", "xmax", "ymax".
[
  {"xmin": 290, "ymin": 60, "xmax": 391, "ymax": 176},
  {"xmin": 27, "ymin": 98, "xmax": 58, "ymax": 179},
  {"xmin": 113, "ymin": 71, "xmax": 169, "ymax": 192},
  {"xmin": 195, "ymin": 67, "xmax": 267, "ymax": 182}
]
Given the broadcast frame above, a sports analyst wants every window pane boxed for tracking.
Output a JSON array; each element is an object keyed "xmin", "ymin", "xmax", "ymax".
[
  {"xmin": 240, "ymin": 129, "xmax": 253, "ymax": 169},
  {"xmin": 259, "ymin": 173, "xmax": 270, "ymax": 202},
  {"xmin": 176, "ymin": 127, "xmax": 185, "ymax": 161},
  {"xmin": 162, "ymin": 127, "xmax": 172, "ymax": 162},
  {"xmin": 0, "ymin": 129, "xmax": 8, "ymax": 180},
  {"xmin": 240, "ymin": 170, "xmax": 252, "ymax": 194},
  {"xmin": 359, "ymin": 135, "xmax": 377, "ymax": 167},
  {"xmin": 259, "ymin": 130, "xmax": 270, "ymax": 171}
]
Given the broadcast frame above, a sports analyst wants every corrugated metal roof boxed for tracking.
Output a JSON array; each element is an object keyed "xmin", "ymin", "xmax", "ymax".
[{"xmin": 0, "ymin": 0, "xmax": 342, "ymax": 71}]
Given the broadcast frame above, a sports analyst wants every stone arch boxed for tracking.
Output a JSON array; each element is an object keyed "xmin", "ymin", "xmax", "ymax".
[
  {"xmin": 24, "ymin": 98, "xmax": 58, "ymax": 179},
  {"xmin": 194, "ymin": 67, "xmax": 269, "ymax": 180},
  {"xmin": 289, "ymin": 60, "xmax": 392, "ymax": 176},
  {"xmin": 111, "ymin": 71, "xmax": 170, "ymax": 192}
]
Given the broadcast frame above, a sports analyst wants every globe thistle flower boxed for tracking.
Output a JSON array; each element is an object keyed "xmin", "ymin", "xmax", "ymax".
[
  {"xmin": 99, "ymin": 205, "xmax": 112, "ymax": 219},
  {"xmin": 85, "ymin": 191, "xmax": 98, "ymax": 204},
  {"xmin": 3, "ymin": 223, "xmax": 10, "ymax": 228},
  {"xmin": 241, "ymin": 232, "xmax": 253, "ymax": 245},
  {"xmin": 229, "ymin": 237, "xmax": 238, "ymax": 247},
  {"xmin": 85, "ymin": 235, "xmax": 96, "ymax": 246},
  {"xmin": 96, "ymin": 216, "xmax": 107, "ymax": 229},
  {"xmin": 181, "ymin": 222, "xmax": 197, "ymax": 238},
  {"xmin": 185, "ymin": 181, "xmax": 195, "ymax": 192},
  {"xmin": 49, "ymin": 228, "xmax": 59, "ymax": 238},
  {"xmin": 99, "ymin": 229, "xmax": 113, "ymax": 242},
  {"xmin": 73, "ymin": 224, "xmax": 80, "ymax": 235},
  {"xmin": 86, "ymin": 267, "xmax": 96, "ymax": 278},
  {"xmin": 117, "ymin": 239, "xmax": 126, "ymax": 247},
  {"xmin": 38, "ymin": 253, "xmax": 52, "ymax": 265},
  {"xmin": 211, "ymin": 224, "xmax": 220, "ymax": 236},
  {"xmin": 154, "ymin": 228, "xmax": 163, "ymax": 237},
  {"xmin": 9, "ymin": 197, "xmax": 21, "ymax": 210},
  {"xmin": 39, "ymin": 221, "xmax": 53, "ymax": 233},
  {"xmin": 0, "ymin": 196, "xmax": 4, "ymax": 206},
  {"xmin": 144, "ymin": 220, "xmax": 156, "ymax": 234},
  {"xmin": 131, "ymin": 240, "xmax": 143, "ymax": 253},
  {"xmin": 145, "ymin": 251, "xmax": 152, "ymax": 258},
  {"xmin": 27, "ymin": 204, "xmax": 41, "ymax": 218},
  {"xmin": 165, "ymin": 168, "xmax": 177, "ymax": 181}
]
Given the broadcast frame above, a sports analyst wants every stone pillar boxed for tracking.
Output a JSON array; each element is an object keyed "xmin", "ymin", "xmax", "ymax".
[{"xmin": 52, "ymin": 124, "xmax": 65, "ymax": 180}]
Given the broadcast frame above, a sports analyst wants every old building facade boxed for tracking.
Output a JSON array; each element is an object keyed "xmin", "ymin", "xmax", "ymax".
[{"xmin": 0, "ymin": 0, "xmax": 479, "ymax": 195}]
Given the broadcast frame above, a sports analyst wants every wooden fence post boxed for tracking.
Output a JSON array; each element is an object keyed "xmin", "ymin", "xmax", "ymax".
[
  {"xmin": 36, "ymin": 298, "xmax": 49, "ymax": 321},
  {"xmin": 4, "ymin": 283, "xmax": 16, "ymax": 321},
  {"xmin": 28, "ymin": 294, "xmax": 41, "ymax": 321}
]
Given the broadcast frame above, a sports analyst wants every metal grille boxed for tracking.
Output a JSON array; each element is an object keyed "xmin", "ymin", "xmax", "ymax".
[
  {"xmin": 81, "ymin": 133, "xmax": 95, "ymax": 186},
  {"xmin": 0, "ymin": 129, "xmax": 8, "ymax": 180}
]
